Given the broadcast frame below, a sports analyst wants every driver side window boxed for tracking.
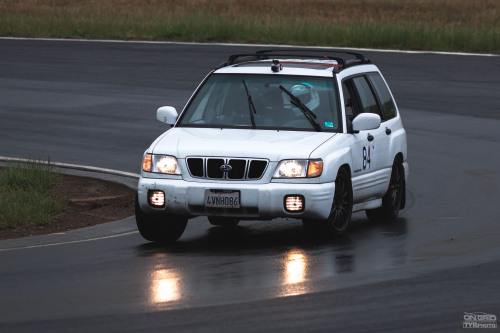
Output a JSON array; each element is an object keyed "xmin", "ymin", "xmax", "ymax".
[
  {"xmin": 342, "ymin": 81, "xmax": 360, "ymax": 121},
  {"xmin": 351, "ymin": 76, "xmax": 383, "ymax": 117},
  {"xmin": 342, "ymin": 75, "xmax": 385, "ymax": 124}
]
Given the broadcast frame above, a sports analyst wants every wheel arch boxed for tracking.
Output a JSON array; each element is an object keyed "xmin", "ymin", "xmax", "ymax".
[
  {"xmin": 339, "ymin": 163, "xmax": 352, "ymax": 179},
  {"xmin": 395, "ymin": 152, "xmax": 404, "ymax": 163}
]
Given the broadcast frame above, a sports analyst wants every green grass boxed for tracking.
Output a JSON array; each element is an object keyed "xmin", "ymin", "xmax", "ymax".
[
  {"xmin": 0, "ymin": 161, "xmax": 66, "ymax": 230},
  {"xmin": 0, "ymin": 0, "xmax": 498, "ymax": 54}
]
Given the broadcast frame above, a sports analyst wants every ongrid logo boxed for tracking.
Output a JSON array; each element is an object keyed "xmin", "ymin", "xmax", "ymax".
[{"xmin": 463, "ymin": 312, "xmax": 498, "ymax": 329}]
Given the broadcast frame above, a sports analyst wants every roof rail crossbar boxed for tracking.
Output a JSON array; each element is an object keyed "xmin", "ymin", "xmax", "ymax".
[
  {"xmin": 224, "ymin": 49, "xmax": 370, "ymax": 70},
  {"xmin": 226, "ymin": 53, "xmax": 267, "ymax": 66}
]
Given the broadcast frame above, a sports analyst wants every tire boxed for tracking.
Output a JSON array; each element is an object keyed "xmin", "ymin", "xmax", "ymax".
[
  {"xmin": 208, "ymin": 216, "xmax": 240, "ymax": 227},
  {"xmin": 366, "ymin": 156, "xmax": 404, "ymax": 222},
  {"xmin": 135, "ymin": 195, "xmax": 188, "ymax": 242},
  {"xmin": 303, "ymin": 167, "xmax": 353, "ymax": 235}
]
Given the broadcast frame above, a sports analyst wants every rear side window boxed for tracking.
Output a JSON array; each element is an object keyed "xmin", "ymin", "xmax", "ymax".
[
  {"xmin": 351, "ymin": 76, "xmax": 382, "ymax": 117},
  {"xmin": 368, "ymin": 73, "xmax": 397, "ymax": 120}
]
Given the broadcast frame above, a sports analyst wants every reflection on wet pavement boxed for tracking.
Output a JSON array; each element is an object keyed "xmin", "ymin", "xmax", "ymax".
[
  {"xmin": 142, "ymin": 216, "xmax": 409, "ymax": 308},
  {"xmin": 280, "ymin": 249, "xmax": 309, "ymax": 297},
  {"xmin": 151, "ymin": 267, "xmax": 181, "ymax": 303}
]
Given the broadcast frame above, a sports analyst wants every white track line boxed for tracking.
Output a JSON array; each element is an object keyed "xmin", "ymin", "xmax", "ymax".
[
  {"xmin": 0, "ymin": 231, "xmax": 139, "ymax": 252},
  {"xmin": 0, "ymin": 156, "xmax": 140, "ymax": 179},
  {"xmin": 1, "ymin": 36, "xmax": 497, "ymax": 57}
]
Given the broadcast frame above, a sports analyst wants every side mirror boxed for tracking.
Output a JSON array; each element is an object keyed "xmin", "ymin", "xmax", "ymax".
[
  {"xmin": 157, "ymin": 106, "xmax": 178, "ymax": 125},
  {"xmin": 352, "ymin": 113, "xmax": 381, "ymax": 132}
]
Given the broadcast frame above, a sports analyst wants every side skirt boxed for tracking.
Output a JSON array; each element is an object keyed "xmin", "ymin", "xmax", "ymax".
[{"xmin": 353, "ymin": 198, "xmax": 382, "ymax": 213}]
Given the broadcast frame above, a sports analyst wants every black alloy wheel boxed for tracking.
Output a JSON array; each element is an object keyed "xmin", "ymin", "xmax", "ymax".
[
  {"xmin": 328, "ymin": 167, "xmax": 353, "ymax": 233},
  {"xmin": 366, "ymin": 157, "xmax": 404, "ymax": 221},
  {"xmin": 303, "ymin": 167, "xmax": 353, "ymax": 235}
]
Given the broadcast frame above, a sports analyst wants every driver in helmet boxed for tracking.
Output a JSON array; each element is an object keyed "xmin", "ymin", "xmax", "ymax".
[{"xmin": 290, "ymin": 82, "xmax": 320, "ymax": 112}]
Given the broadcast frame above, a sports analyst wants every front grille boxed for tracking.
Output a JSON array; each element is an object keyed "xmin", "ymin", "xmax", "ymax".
[{"xmin": 186, "ymin": 157, "xmax": 268, "ymax": 180}]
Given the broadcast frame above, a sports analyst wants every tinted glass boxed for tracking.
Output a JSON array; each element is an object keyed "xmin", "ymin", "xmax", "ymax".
[
  {"xmin": 178, "ymin": 74, "xmax": 341, "ymax": 132},
  {"xmin": 368, "ymin": 73, "xmax": 396, "ymax": 120},
  {"xmin": 342, "ymin": 82, "xmax": 355, "ymax": 120},
  {"xmin": 352, "ymin": 76, "xmax": 382, "ymax": 116}
]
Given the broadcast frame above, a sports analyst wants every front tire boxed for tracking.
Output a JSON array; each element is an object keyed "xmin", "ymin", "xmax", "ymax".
[
  {"xmin": 366, "ymin": 157, "xmax": 404, "ymax": 221},
  {"xmin": 135, "ymin": 195, "xmax": 188, "ymax": 242},
  {"xmin": 303, "ymin": 167, "xmax": 353, "ymax": 235}
]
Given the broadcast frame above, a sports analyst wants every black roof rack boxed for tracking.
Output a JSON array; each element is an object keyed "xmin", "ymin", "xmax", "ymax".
[{"xmin": 222, "ymin": 48, "xmax": 371, "ymax": 72}]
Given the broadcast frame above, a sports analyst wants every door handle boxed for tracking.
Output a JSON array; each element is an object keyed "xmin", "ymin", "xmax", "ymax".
[
  {"xmin": 367, "ymin": 134, "xmax": 374, "ymax": 142},
  {"xmin": 385, "ymin": 127, "xmax": 392, "ymax": 135}
]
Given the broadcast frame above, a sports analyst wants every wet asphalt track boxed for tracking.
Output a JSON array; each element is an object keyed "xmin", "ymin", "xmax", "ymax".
[{"xmin": 0, "ymin": 39, "xmax": 499, "ymax": 332}]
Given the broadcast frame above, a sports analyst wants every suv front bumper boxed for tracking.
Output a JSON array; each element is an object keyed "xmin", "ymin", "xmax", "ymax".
[{"xmin": 137, "ymin": 178, "xmax": 335, "ymax": 220}]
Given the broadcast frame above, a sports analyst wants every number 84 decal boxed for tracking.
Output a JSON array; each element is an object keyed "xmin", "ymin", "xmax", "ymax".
[{"xmin": 362, "ymin": 145, "xmax": 374, "ymax": 170}]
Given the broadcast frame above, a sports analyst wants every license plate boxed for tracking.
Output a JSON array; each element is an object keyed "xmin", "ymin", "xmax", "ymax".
[{"xmin": 205, "ymin": 190, "xmax": 240, "ymax": 208}]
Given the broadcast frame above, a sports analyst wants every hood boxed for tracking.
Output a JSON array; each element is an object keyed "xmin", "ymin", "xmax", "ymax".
[{"xmin": 151, "ymin": 128, "xmax": 336, "ymax": 161}]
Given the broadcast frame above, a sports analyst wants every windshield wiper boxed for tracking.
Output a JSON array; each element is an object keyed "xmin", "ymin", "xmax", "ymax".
[
  {"xmin": 242, "ymin": 80, "xmax": 257, "ymax": 129},
  {"xmin": 279, "ymin": 85, "xmax": 322, "ymax": 131}
]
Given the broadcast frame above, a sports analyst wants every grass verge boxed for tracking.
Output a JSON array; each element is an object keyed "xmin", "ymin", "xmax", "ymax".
[
  {"xmin": 0, "ymin": 161, "xmax": 66, "ymax": 230},
  {"xmin": 0, "ymin": 0, "xmax": 498, "ymax": 53}
]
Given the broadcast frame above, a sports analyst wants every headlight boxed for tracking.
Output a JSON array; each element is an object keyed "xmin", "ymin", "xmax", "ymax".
[
  {"xmin": 275, "ymin": 160, "xmax": 307, "ymax": 178},
  {"xmin": 142, "ymin": 154, "xmax": 181, "ymax": 175},
  {"xmin": 274, "ymin": 159, "xmax": 323, "ymax": 178}
]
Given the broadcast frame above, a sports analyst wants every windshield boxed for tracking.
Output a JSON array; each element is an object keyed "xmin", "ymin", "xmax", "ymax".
[{"xmin": 177, "ymin": 74, "xmax": 341, "ymax": 132}]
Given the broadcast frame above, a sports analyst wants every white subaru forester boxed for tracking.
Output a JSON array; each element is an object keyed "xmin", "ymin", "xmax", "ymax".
[{"xmin": 135, "ymin": 49, "xmax": 408, "ymax": 242}]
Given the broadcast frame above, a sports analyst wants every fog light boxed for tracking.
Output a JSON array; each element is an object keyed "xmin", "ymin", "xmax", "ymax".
[
  {"xmin": 148, "ymin": 190, "xmax": 165, "ymax": 207},
  {"xmin": 284, "ymin": 195, "xmax": 304, "ymax": 213}
]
